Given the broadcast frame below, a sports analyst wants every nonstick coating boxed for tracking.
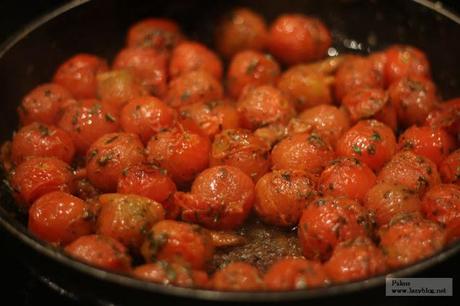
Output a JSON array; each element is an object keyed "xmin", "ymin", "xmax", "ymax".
[{"xmin": 1, "ymin": 0, "xmax": 460, "ymax": 304}]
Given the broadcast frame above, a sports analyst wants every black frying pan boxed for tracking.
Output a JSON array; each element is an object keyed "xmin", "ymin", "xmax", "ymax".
[{"xmin": 1, "ymin": 0, "xmax": 460, "ymax": 305}]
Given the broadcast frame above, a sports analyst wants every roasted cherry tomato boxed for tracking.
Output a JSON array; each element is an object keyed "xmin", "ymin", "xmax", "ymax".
[
  {"xmin": 10, "ymin": 157, "xmax": 74, "ymax": 207},
  {"xmin": 58, "ymin": 99, "xmax": 120, "ymax": 154},
  {"xmin": 96, "ymin": 193, "xmax": 165, "ymax": 249},
  {"xmin": 18, "ymin": 83, "xmax": 73, "ymax": 125},
  {"xmin": 86, "ymin": 133, "xmax": 145, "ymax": 192},
  {"xmin": 11, "ymin": 123, "xmax": 75, "ymax": 165},
  {"xmin": 364, "ymin": 182, "xmax": 421, "ymax": 226},
  {"xmin": 384, "ymin": 45, "xmax": 431, "ymax": 85},
  {"xmin": 377, "ymin": 151, "xmax": 440, "ymax": 195},
  {"xmin": 298, "ymin": 196, "xmax": 372, "ymax": 261},
  {"xmin": 53, "ymin": 54, "xmax": 108, "ymax": 99},
  {"xmin": 174, "ymin": 166, "xmax": 255, "ymax": 230},
  {"xmin": 227, "ymin": 51, "xmax": 281, "ymax": 99},
  {"xmin": 336, "ymin": 120, "xmax": 397, "ymax": 171},
  {"xmin": 211, "ymin": 262, "xmax": 264, "ymax": 291},
  {"xmin": 65, "ymin": 234, "xmax": 131, "ymax": 272},
  {"xmin": 425, "ymin": 97, "xmax": 460, "ymax": 136},
  {"xmin": 255, "ymin": 170, "xmax": 316, "ymax": 227},
  {"xmin": 268, "ymin": 14, "xmax": 331, "ymax": 65},
  {"xmin": 324, "ymin": 237, "xmax": 386, "ymax": 283},
  {"xmin": 210, "ymin": 128, "xmax": 270, "ymax": 182},
  {"xmin": 215, "ymin": 8, "xmax": 268, "ymax": 59},
  {"xmin": 113, "ymin": 47, "xmax": 168, "ymax": 98},
  {"xmin": 120, "ymin": 96, "xmax": 177, "ymax": 143},
  {"xmin": 318, "ymin": 157, "xmax": 377, "ymax": 202},
  {"xmin": 398, "ymin": 125, "xmax": 455, "ymax": 166},
  {"xmin": 440, "ymin": 149, "xmax": 460, "ymax": 185},
  {"xmin": 166, "ymin": 70, "xmax": 223, "ymax": 108},
  {"xmin": 126, "ymin": 18, "xmax": 183, "ymax": 51},
  {"xmin": 271, "ymin": 132, "xmax": 335, "ymax": 179},
  {"xmin": 141, "ymin": 220, "xmax": 214, "ymax": 270},
  {"xmin": 264, "ymin": 257, "xmax": 329, "ymax": 290},
  {"xmin": 170, "ymin": 41, "xmax": 223, "ymax": 79},
  {"xmin": 379, "ymin": 213, "xmax": 445, "ymax": 269},
  {"xmin": 28, "ymin": 191, "xmax": 93, "ymax": 245},
  {"xmin": 341, "ymin": 88, "xmax": 389, "ymax": 123}
]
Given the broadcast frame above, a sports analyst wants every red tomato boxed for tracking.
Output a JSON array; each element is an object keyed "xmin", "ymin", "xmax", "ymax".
[
  {"xmin": 174, "ymin": 166, "xmax": 255, "ymax": 230},
  {"xmin": 425, "ymin": 98, "xmax": 460, "ymax": 136},
  {"xmin": 53, "ymin": 54, "xmax": 108, "ymax": 99},
  {"xmin": 11, "ymin": 123, "xmax": 75, "ymax": 165},
  {"xmin": 65, "ymin": 234, "xmax": 131, "ymax": 272},
  {"xmin": 384, "ymin": 45, "xmax": 431, "ymax": 85},
  {"xmin": 440, "ymin": 149, "xmax": 460, "ymax": 185},
  {"xmin": 18, "ymin": 83, "xmax": 73, "ymax": 125},
  {"xmin": 126, "ymin": 18, "xmax": 183, "ymax": 51},
  {"xmin": 140, "ymin": 220, "xmax": 214, "ymax": 270},
  {"xmin": 211, "ymin": 262, "xmax": 264, "ymax": 291},
  {"xmin": 341, "ymin": 88, "xmax": 388, "ymax": 123}
]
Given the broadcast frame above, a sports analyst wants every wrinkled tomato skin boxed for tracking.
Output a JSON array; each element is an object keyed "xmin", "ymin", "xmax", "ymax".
[
  {"xmin": 18, "ymin": 83, "xmax": 73, "ymax": 126},
  {"xmin": 174, "ymin": 166, "xmax": 255, "ymax": 230},
  {"xmin": 126, "ymin": 18, "xmax": 183, "ymax": 51},
  {"xmin": 341, "ymin": 88, "xmax": 388, "ymax": 123},
  {"xmin": 336, "ymin": 120, "xmax": 397, "ymax": 171},
  {"xmin": 86, "ymin": 133, "xmax": 145, "ymax": 192},
  {"xmin": 264, "ymin": 258, "xmax": 329, "ymax": 290},
  {"xmin": 298, "ymin": 196, "xmax": 373, "ymax": 261},
  {"xmin": 324, "ymin": 237, "xmax": 386, "ymax": 283},
  {"xmin": 10, "ymin": 157, "xmax": 74, "ymax": 208},
  {"xmin": 120, "ymin": 96, "xmax": 177, "ymax": 144},
  {"xmin": 384, "ymin": 45, "xmax": 431, "ymax": 85},
  {"xmin": 318, "ymin": 158, "xmax": 377, "ymax": 202},
  {"xmin": 398, "ymin": 125, "xmax": 455, "ymax": 167},
  {"xmin": 65, "ymin": 234, "xmax": 132, "ymax": 272},
  {"xmin": 28, "ymin": 191, "xmax": 93, "ymax": 245},
  {"xmin": 227, "ymin": 51, "xmax": 281, "ymax": 100},
  {"xmin": 425, "ymin": 98, "xmax": 460, "ymax": 136},
  {"xmin": 11, "ymin": 123, "xmax": 75, "ymax": 165},
  {"xmin": 113, "ymin": 47, "xmax": 168, "ymax": 98},
  {"xmin": 140, "ymin": 220, "xmax": 214, "ymax": 270},
  {"xmin": 53, "ymin": 54, "xmax": 108, "ymax": 99},
  {"xmin": 210, "ymin": 129, "xmax": 270, "ymax": 182},
  {"xmin": 440, "ymin": 149, "xmax": 460, "ymax": 185},
  {"xmin": 96, "ymin": 194, "xmax": 165, "ymax": 249},
  {"xmin": 364, "ymin": 183, "xmax": 421, "ymax": 226},
  {"xmin": 255, "ymin": 170, "xmax": 316, "ymax": 227},
  {"xmin": 211, "ymin": 262, "xmax": 264, "ymax": 291},
  {"xmin": 379, "ymin": 213, "xmax": 445, "ymax": 269},
  {"xmin": 58, "ymin": 99, "xmax": 120, "ymax": 154}
]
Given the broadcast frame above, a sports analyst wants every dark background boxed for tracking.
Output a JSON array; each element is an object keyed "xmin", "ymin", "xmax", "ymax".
[{"xmin": 0, "ymin": 1, "xmax": 459, "ymax": 305}]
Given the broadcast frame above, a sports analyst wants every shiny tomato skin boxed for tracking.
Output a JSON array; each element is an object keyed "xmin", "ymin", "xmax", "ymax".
[
  {"xmin": 53, "ymin": 54, "xmax": 108, "ymax": 99},
  {"xmin": 28, "ymin": 191, "xmax": 93, "ymax": 245},
  {"xmin": 11, "ymin": 123, "xmax": 75, "ymax": 165},
  {"xmin": 65, "ymin": 234, "xmax": 131, "ymax": 272},
  {"xmin": 440, "ymin": 149, "xmax": 460, "ymax": 185},
  {"xmin": 425, "ymin": 98, "xmax": 460, "ymax": 136},
  {"xmin": 126, "ymin": 18, "xmax": 183, "ymax": 51},
  {"xmin": 384, "ymin": 45, "xmax": 431, "ymax": 85},
  {"xmin": 341, "ymin": 88, "xmax": 388, "ymax": 123},
  {"xmin": 211, "ymin": 262, "xmax": 264, "ymax": 291}
]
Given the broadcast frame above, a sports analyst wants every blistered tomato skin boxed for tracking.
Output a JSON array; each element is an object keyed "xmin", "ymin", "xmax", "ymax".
[
  {"xmin": 126, "ymin": 18, "xmax": 183, "ymax": 51},
  {"xmin": 210, "ymin": 128, "xmax": 270, "ymax": 182},
  {"xmin": 86, "ymin": 133, "xmax": 146, "ymax": 192},
  {"xmin": 255, "ymin": 170, "xmax": 316, "ymax": 227},
  {"xmin": 120, "ymin": 96, "xmax": 177, "ymax": 143},
  {"xmin": 65, "ymin": 234, "xmax": 132, "ymax": 272},
  {"xmin": 140, "ymin": 220, "xmax": 214, "ymax": 270},
  {"xmin": 425, "ymin": 98, "xmax": 460, "ymax": 135},
  {"xmin": 384, "ymin": 45, "xmax": 431, "ymax": 85},
  {"xmin": 379, "ymin": 213, "xmax": 445, "ymax": 269},
  {"xmin": 58, "ymin": 99, "xmax": 120, "ymax": 154},
  {"xmin": 211, "ymin": 262, "xmax": 264, "ymax": 291},
  {"xmin": 18, "ymin": 83, "xmax": 73, "ymax": 126},
  {"xmin": 336, "ymin": 120, "xmax": 397, "ymax": 171},
  {"xmin": 215, "ymin": 8, "xmax": 268, "ymax": 59},
  {"xmin": 11, "ymin": 123, "xmax": 75, "ymax": 165},
  {"xmin": 298, "ymin": 196, "xmax": 372, "ymax": 261},
  {"xmin": 324, "ymin": 237, "xmax": 386, "ymax": 283},
  {"xmin": 174, "ymin": 166, "xmax": 255, "ymax": 230},
  {"xmin": 28, "ymin": 191, "xmax": 93, "ymax": 245},
  {"xmin": 342, "ymin": 88, "xmax": 389, "ymax": 123},
  {"xmin": 440, "ymin": 149, "xmax": 460, "ymax": 185},
  {"xmin": 53, "ymin": 54, "xmax": 108, "ymax": 99},
  {"xmin": 398, "ymin": 125, "xmax": 455, "ymax": 167},
  {"xmin": 10, "ymin": 157, "xmax": 74, "ymax": 208},
  {"xmin": 364, "ymin": 183, "xmax": 421, "ymax": 226},
  {"xmin": 96, "ymin": 194, "xmax": 165, "ymax": 249},
  {"xmin": 113, "ymin": 47, "xmax": 168, "ymax": 98},
  {"xmin": 264, "ymin": 258, "xmax": 329, "ymax": 290},
  {"xmin": 227, "ymin": 51, "xmax": 281, "ymax": 99}
]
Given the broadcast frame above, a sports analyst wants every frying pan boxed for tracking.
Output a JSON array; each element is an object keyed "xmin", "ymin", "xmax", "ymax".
[{"xmin": 0, "ymin": 0, "xmax": 460, "ymax": 305}]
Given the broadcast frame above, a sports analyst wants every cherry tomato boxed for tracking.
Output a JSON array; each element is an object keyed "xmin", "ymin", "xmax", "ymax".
[
  {"xmin": 140, "ymin": 220, "xmax": 214, "ymax": 270},
  {"xmin": 255, "ymin": 170, "xmax": 316, "ymax": 227},
  {"xmin": 174, "ymin": 166, "xmax": 255, "ymax": 230},
  {"xmin": 126, "ymin": 18, "xmax": 183, "ymax": 51},
  {"xmin": 341, "ymin": 88, "xmax": 389, "ymax": 123},
  {"xmin": 440, "ymin": 149, "xmax": 460, "ymax": 185},
  {"xmin": 425, "ymin": 97, "xmax": 460, "ymax": 136},
  {"xmin": 53, "ymin": 54, "xmax": 108, "ymax": 99},
  {"xmin": 211, "ymin": 262, "xmax": 264, "ymax": 291},
  {"xmin": 384, "ymin": 45, "xmax": 431, "ymax": 85},
  {"xmin": 65, "ymin": 234, "xmax": 131, "ymax": 272}
]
